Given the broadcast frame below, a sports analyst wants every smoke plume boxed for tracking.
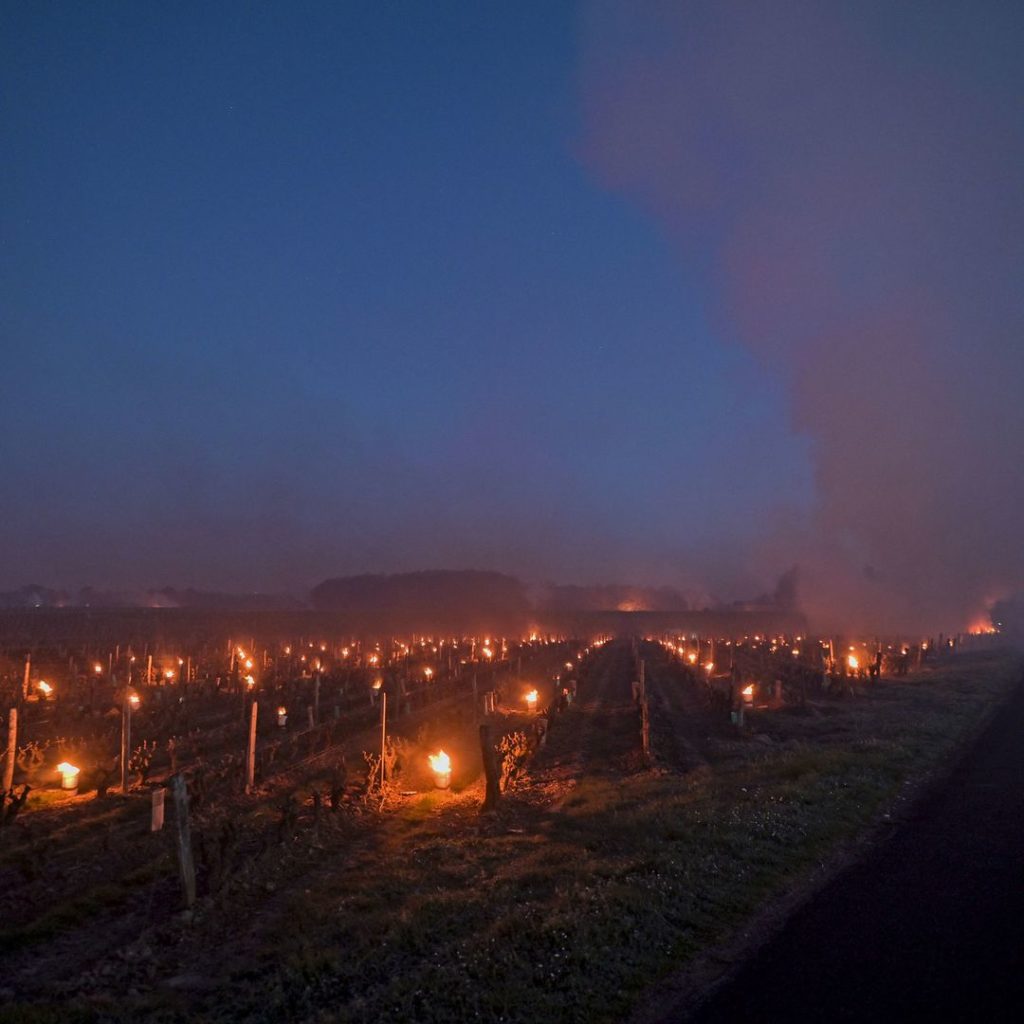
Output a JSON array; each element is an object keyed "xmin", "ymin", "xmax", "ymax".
[{"xmin": 578, "ymin": 0, "xmax": 1024, "ymax": 632}]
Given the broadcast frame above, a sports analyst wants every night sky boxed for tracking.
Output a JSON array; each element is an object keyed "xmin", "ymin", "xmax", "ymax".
[{"xmin": 3, "ymin": 3, "xmax": 1022, "ymax": 629}]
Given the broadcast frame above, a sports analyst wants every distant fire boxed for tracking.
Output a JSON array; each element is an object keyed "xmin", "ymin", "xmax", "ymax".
[
  {"xmin": 968, "ymin": 618, "xmax": 998, "ymax": 635},
  {"xmin": 525, "ymin": 689, "xmax": 539, "ymax": 710}
]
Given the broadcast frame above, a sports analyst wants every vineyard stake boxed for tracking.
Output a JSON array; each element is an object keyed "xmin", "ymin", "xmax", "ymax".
[
  {"xmin": 380, "ymin": 691, "xmax": 387, "ymax": 791},
  {"xmin": 170, "ymin": 774, "xmax": 196, "ymax": 909},
  {"xmin": 246, "ymin": 701, "xmax": 258, "ymax": 794},
  {"xmin": 120, "ymin": 691, "xmax": 132, "ymax": 792},
  {"xmin": 151, "ymin": 786, "xmax": 165, "ymax": 831},
  {"xmin": 3, "ymin": 707, "xmax": 15, "ymax": 793}
]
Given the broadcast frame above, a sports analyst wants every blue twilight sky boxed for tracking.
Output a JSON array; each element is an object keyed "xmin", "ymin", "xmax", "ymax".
[
  {"xmin": 1, "ymin": 1, "xmax": 809, "ymax": 595},
  {"xmin": 5, "ymin": 2, "xmax": 1020, "ymax": 628}
]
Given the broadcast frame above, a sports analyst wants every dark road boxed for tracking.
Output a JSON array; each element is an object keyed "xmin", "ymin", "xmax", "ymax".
[{"xmin": 686, "ymin": 674, "xmax": 1024, "ymax": 1023}]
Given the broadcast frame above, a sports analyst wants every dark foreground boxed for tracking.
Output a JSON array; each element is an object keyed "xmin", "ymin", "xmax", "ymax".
[{"xmin": 688, "ymin": 674, "xmax": 1024, "ymax": 1023}]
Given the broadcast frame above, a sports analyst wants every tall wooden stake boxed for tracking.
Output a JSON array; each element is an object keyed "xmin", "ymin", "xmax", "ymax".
[
  {"xmin": 3, "ymin": 708, "xmax": 16, "ymax": 793},
  {"xmin": 151, "ymin": 786, "xmax": 165, "ymax": 832},
  {"xmin": 379, "ymin": 692, "xmax": 387, "ymax": 790},
  {"xmin": 245, "ymin": 701, "xmax": 258, "ymax": 794},
  {"xmin": 120, "ymin": 693, "xmax": 132, "ymax": 792},
  {"xmin": 170, "ymin": 774, "xmax": 196, "ymax": 909},
  {"xmin": 22, "ymin": 657, "xmax": 30, "ymax": 700}
]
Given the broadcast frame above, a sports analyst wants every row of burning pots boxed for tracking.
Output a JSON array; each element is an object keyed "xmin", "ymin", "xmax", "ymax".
[
  {"xmin": 51, "ymin": 687, "xmax": 549, "ymax": 794},
  {"xmin": 50, "ymin": 752, "xmax": 458, "ymax": 794}
]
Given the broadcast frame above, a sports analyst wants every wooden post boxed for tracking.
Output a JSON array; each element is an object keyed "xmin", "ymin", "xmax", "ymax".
[
  {"xmin": 245, "ymin": 701, "xmax": 258, "ymax": 793},
  {"xmin": 22, "ymin": 657, "xmax": 31, "ymax": 700},
  {"xmin": 639, "ymin": 658, "xmax": 646, "ymax": 697},
  {"xmin": 641, "ymin": 696, "xmax": 650, "ymax": 763},
  {"xmin": 313, "ymin": 674, "xmax": 320, "ymax": 724},
  {"xmin": 170, "ymin": 774, "xmax": 196, "ymax": 909},
  {"xmin": 151, "ymin": 786, "xmax": 165, "ymax": 832},
  {"xmin": 479, "ymin": 722, "xmax": 501, "ymax": 811},
  {"xmin": 3, "ymin": 707, "xmax": 16, "ymax": 793},
  {"xmin": 146, "ymin": 654, "xmax": 153, "ymax": 684},
  {"xmin": 306, "ymin": 706, "xmax": 315, "ymax": 732},
  {"xmin": 379, "ymin": 692, "xmax": 387, "ymax": 790},
  {"xmin": 120, "ymin": 693, "xmax": 132, "ymax": 792}
]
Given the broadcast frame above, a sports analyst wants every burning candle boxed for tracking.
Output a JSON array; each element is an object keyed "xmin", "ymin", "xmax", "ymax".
[
  {"xmin": 57, "ymin": 761, "xmax": 80, "ymax": 790},
  {"xmin": 742, "ymin": 684, "xmax": 755, "ymax": 706},
  {"xmin": 428, "ymin": 750, "xmax": 451, "ymax": 789},
  {"xmin": 525, "ymin": 689, "xmax": 539, "ymax": 712},
  {"xmin": 129, "ymin": 692, "xmax": 141, "ymax": 709},
  {"xmin": 277, "ymin": 706, "xmax": 288, "ymax": 727}
]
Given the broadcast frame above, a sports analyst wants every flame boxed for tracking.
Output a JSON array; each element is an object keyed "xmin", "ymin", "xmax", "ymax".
[
  {"xmin": 424, "ymin": 667, "xmax": 434, "ymax": 679},
  {"xmin": 742, "ymin": 684, "xmax": 754, "ymax": 698},
  {"xmin": 56, "ymin": 761, "xmax": 79, "ymax": 778},
  {"xmin": 94, "ymin": 663, "xmax": 103, "ymax": 674},
  {"xmin": 428, "ymin": 750, "xmax": 451, "ymax": 774},
  {"xmin": 687, "ymin": 652, "xmax": 698, "ymax": 665},
  {"xmin": 481, "ymin": 646, "xmax": 494, "ymax": 659},
  {"xmin": 37, "ymin": 681, "xmax": 52, "ymax": 695},
  {"xmin": 525, "ymin": 689, "xmax": 539, "ymax": 707},
  {"xmin": 704, "ymin": 661, "xmax": 714, "ymax": 673},
  {"xmin": 967, "ymin": 618, "xmax": 997, "ymax": 635},
  {"xmin": 847, "ymin": 654, "xmax": 860, "ymax": 671}
]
